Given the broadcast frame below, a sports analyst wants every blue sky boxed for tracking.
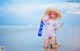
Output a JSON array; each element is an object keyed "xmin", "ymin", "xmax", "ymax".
[{"xmin": 0, "ymin": 0, "xmax": 80, "ymax": 25}]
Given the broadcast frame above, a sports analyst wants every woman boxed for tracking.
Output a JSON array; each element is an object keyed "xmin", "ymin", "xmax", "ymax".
[{"xmin": 41, "ymin": 7, "xmax": 63, "ymax": 49}]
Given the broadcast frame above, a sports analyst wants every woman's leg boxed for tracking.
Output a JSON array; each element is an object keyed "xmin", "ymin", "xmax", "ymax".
[
  {"xmin": 51, "ymin": 36, "xmax": 57, "ymax": 49},
  {"xmin": 49, "ymin": 38, "xmax": 52, "ymax": 48},
  {"xmin": 44, "ymin": 37, "xmax": 49, "ymax": 48},
  {"xmin": 49, "ymin": 36, "xmax": 57, "ymax": 48}
]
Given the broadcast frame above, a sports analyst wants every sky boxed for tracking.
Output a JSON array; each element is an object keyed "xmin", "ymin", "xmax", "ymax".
[{"xmin": 0, "ymin": 0, "xmax": 80, "ymax": 25}]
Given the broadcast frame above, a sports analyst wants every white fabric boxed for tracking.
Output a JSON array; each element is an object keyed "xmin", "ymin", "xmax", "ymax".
[{"xmin": 43, "ymin": 20, "xmax": 58, "ymax": 38}]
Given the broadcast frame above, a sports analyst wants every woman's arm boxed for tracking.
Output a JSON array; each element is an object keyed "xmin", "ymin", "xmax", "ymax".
[
  {"xmin": 41, "ymin": 15, "xmax": 49, "ymax": 22},
  {"xmin": 56, "ymin": 22, "xmax": 64, "ymax": 31}
]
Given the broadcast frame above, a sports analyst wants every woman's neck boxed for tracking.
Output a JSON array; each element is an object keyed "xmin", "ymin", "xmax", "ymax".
[{"xmin": 48, "ymin": 17, "xmax": 57, "ymax": 21}]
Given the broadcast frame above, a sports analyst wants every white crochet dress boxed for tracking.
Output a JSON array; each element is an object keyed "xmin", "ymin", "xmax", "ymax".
[{"xmin": 43, "ymin": 20, "xmax": 58, "ymax": 38}]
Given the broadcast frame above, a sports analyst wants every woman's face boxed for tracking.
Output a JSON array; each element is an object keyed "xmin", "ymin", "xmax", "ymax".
[{"xmin": 48, "ymin": 11, "xmax": 57, "ymax": 19}]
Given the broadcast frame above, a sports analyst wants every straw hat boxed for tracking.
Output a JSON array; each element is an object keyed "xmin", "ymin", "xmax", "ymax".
[{"xmin": 45, "ymin": 7, "xmax": 61, "ymax": 19}]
